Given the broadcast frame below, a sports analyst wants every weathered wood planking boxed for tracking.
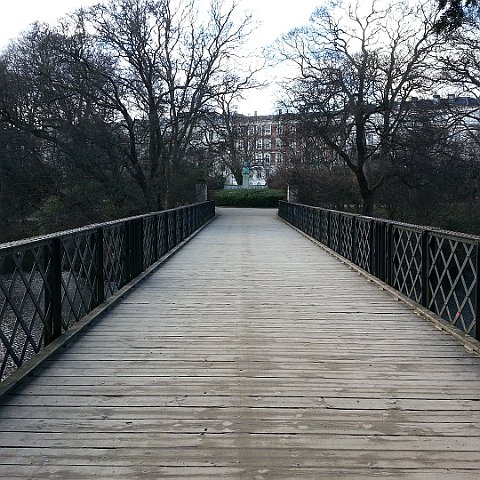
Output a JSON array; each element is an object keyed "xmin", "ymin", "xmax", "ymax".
[{"xmin": 1, "ymin": 207, "xmax": 480, "ymax": 479}]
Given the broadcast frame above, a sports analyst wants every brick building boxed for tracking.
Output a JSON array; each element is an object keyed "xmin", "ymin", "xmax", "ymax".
[{"xmin": 223, "ymin": 111, "xmax": 302, "ymax": 185}]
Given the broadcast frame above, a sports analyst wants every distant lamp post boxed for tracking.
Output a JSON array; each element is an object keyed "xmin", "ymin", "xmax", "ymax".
[{"xmin": 242, "ymin": 161, "xmax": 250, "ymax": 189}]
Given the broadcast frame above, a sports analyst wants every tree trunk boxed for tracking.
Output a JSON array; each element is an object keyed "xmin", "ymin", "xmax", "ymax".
[
  {"xmin": 232, "ymin": 167, "xmax": 243, "ymax": 186},
  {"xmin": 356, "ymin": 169, "xmax": 375, "ymax": 216},
  {"xmin": 361, "ymin": 193, "xmax": 375, "ymax": 216}
]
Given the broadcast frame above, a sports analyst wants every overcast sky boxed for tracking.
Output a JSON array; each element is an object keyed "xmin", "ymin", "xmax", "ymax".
[{"xmin": 0, "ymin": 0, "xmax": 323, "ymax": 114}]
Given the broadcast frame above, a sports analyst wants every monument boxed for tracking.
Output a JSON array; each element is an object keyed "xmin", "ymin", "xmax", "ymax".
[{"xmin": 242, "ymin": 161, "xmax": 250, "ymax": 189}]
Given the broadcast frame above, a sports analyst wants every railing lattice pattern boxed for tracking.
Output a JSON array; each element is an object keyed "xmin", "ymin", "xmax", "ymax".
[
  {"xmin": 279, "ymin": 201, "xmax": 479, "ymax": 342},
  {"xmin": 0, "ymin": 202, "xmax": 215, "ymax": 381}
]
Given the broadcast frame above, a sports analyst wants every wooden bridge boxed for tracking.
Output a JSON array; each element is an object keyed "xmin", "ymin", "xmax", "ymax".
[{"xmin": 1, "ymin": 207, "xmax": 480, "ymax": 478}]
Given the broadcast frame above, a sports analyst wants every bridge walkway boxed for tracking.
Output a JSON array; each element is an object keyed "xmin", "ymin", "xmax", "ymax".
[{"xmin": 0, "ymin": 208, "xmax": 480, "ymax": 479}]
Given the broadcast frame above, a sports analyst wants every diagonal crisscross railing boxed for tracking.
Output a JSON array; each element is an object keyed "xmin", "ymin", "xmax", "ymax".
[
  {"xmin": 392, "ymin": 227, "xmax": 424, "ymax": 304},
  {"xmin": 0, "ymin": 202, "xmax": 215, "ymax": 382},
  {"xmin": 279, "ymin": 201, "xmax": 480, "ymax": 342}
]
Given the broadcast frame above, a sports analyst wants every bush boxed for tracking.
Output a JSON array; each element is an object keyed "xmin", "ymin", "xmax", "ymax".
[
  {"xmin": 268, "ymin": 164, "xmax": 360, "ymax": 211},
  {"xmin": 212, "ymin": 189, "xmax": 286, "ymax": 208}
]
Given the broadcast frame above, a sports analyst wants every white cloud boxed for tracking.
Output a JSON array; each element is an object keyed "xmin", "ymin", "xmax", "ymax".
[
  {"xmin": 0, "ymin": 1, "xmax": 99, "ymax": 48},
  {"xmin": 0, "ymin": 0, "xmax": 323, "ymax": 114}
]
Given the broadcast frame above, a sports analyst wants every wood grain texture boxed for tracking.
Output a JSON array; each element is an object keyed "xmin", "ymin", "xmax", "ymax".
[{"xmin": 1, "ymin": 207, "xmax": 480, "ymax": 479}]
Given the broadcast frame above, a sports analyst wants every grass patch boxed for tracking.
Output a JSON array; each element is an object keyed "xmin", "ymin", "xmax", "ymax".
[{"xmin": 212, "ymin": 189, "xmax": 286, "ymax": 208}]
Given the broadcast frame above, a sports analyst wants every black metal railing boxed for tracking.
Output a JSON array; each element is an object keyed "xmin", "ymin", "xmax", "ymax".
[
  {"xmin": 279, "ymin": 201, "xmax": 480, "ymax": 341},
  {"xmin": 0, "ymin": 201, "xmax": 215, "ymax": 381}
]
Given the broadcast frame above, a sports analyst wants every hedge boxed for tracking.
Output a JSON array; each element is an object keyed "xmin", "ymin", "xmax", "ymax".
[{"xmin": 212, "ymin": 189, "xmax": 286, "ymax": 208}]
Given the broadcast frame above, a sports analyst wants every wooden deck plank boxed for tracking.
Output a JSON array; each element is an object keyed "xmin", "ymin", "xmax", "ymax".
[{"xmin": 1, "ymin": 207, "xmax": 480, "ymax": 479}]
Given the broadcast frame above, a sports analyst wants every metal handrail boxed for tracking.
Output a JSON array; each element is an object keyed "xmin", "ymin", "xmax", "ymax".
[
  {"xmin": 279, "ymin": 201, "xmax": 480, "ymax": 342},
  {"xmin": 0, "ymin": 201, "xmax": 215, "ymax": 381}
]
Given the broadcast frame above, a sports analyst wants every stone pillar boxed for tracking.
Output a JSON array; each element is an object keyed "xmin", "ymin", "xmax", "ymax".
[
  {"xmin": 287, "ymin": 184, "xmax": 299, "ymax": 203},
  {"xmin": 195, "ymin": 183, "xmax": 207, "ymax": 203}
]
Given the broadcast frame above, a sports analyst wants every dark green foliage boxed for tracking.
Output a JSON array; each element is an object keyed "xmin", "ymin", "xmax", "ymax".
[
  {"xmin": 0, "ymin": 124, "xmax": 54, "ymax": 241},
  {"xmin": 212, "ymin": 189, "xmax": 286, "ymax": 208},
  {"xmin": 439, "ymin": 204, "xmax": 480, "ymax": 235}
]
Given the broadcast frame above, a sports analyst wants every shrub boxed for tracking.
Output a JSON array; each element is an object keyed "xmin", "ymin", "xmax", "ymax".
[{"xmin": 212, "ymin": 189, "xmax": 286, "ymax": 208}]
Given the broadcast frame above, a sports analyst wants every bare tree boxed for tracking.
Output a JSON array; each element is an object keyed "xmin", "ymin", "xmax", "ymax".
[
  {"xmin": 0, "ymin": 24, "xmax": 141, "ymax": 229},
  {"xmin": 0, "ymin": 0, "xmax": 255, "ymax": 211},
  {"xmin": 61, "ymin": 0, "xmax": 255, "ymax": 208},
  {"xmin": 436, "ymin": 14, "xmax": 480, "ymax": 156},
  {"xmin": 440, "ymin": 9, "xmax": 480, "ymax": 87},
  {"xmin": 201, "ymin": 55, "xmax": 264, "ymax": 186},
  {"xmin": 277, "ymin": 0, "xmax": 443, "ymax": 215},
  {"xmin": 378, "ymin": 99, "xmax": 473, "ymax": 223},
  {"xmin": 211, "ymin": 108, "xmax": 263, "ymax": 185}
]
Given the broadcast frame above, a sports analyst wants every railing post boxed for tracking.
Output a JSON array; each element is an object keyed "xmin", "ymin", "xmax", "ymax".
[
  {"xmin": 386, "ymin": 224, "xmax": 394, "ymax": 286},
  {"xmin": 192, "ymin": 206, "xmax": 197, "ymax": 232},
  {"xmin": 176, "ymin": 209, "xmax": 182, "ymax": 243},
  {"xmin": 137, "ymin": 218, "xmax": 144, "ymax": 274},
  {"xmin": 475, "ymin": 242, "xmax": 480, "ymax": 341},
  {"xmin": 176, "ymin": 209, "xmax": 182, "ymax": 244},
  {"xmin": 338, "ymin": 214, "xmax": 343, "ymax": 255},
  {"xmin": 45, "ymin": 238, "xmax": 62, "ymax": 345},
  {"xmin": 170, "ymin": 211, "xmax": 177, "ymax": 249},
  {"xmin": 124, "ymin": 220, "xmax": 132, "ymax": 283},
  {"xmin": 93, "ymin": 227, "xmax": 105, "ymax": 308},
  {"xmin": 161, "ymin": 213, "xmax": 168, "ymax": 256},
  {"xmin": 318, "ymin": 209, "xmax": 323, "ymax": 243},
  {"xmin": 327, "ymin": 211, "xmax": 331, "ymax": 248},
  {"xmin": 187, "ymin": 207, "xmax": 192, "ymax": 237},
  {"xmin": 151, "ymin": 215, "xmax": 159, "ymax": 263},
  {"xmin": 180, "ymin": 208, "xmax": 186, "ymax": 241},
  {"xmin": 368, "ymin": 220, "xmax": 375, "ymax": 274},
  {"xmin": 351, "ymin": 216, "xmax": 357, "ymax": 264},
  {"xmin": 376, "ymin": 222, "xmax": 386, "ymax": 282},
  {"xmin": 125, "ymin": 219, "xmax": 143, "ymax": 282},
  {"xmin": 372, "ymin": 221, "xmax": 378, "ymax": 278},
  {"xmin": 421, "ymin": 230, "xmax": 430, "ymax": 308}
]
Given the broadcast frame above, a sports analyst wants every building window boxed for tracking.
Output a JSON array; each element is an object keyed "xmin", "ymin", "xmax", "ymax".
[
  {"xmin": 264, "ymin": 124, "xmax": 271, "ymax": 135},
  {"xmin": 265, "ymin": 139, "xmax": 271, "ymax": 149},
  {"xmin": 256, "ymin": 139, "xmax": 263, "ymax": 148},
  {"xmin": 275, "ymin": 138, "xmax": 282, "ymax": 148},
  {"xmin": 264, "ymin": 153, "xmax": 270, "ymax": 164}
]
